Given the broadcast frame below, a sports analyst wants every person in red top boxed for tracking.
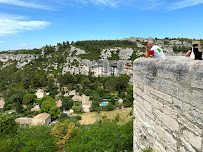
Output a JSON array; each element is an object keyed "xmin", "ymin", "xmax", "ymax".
[{"xmin": 145, "ymin": 40, "xmax": 166, "ymax": 58}]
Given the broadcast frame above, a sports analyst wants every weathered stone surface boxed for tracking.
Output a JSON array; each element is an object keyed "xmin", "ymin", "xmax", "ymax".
[
  {"xmin": 162, "ymin": 114, "xmax": 179, "ymax": 132},
  {"xmin": 191, "ymin": 61, "xmax": 203, "ymax": 90},
  {"xmin": 180, "ymin": 137, "xmax": 197, "ymax": 152},
  {"xmin": 183, "ymin": 129, "xmax": 202, "ymax": 151},
  {"xmin": 100, "ymin": 47, "xmax": 134, "ymax": 60},
  {"xmin": 133, "ymin": 57, "xmax": 203, "ymax": 152},
  {"xmin": 0, "ymin": 54, "xmax": 38, "ymax": 68},
  {"xmin": 62, "ymin": 58, "xmax": 133, "ymax": 77},
  {"xmin": 173, "ymin": 97, "xmax": 182, "ymax": 110}
]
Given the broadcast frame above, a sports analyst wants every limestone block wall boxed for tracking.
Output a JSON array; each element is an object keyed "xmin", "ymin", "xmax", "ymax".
[{"xmin": 133, "ymin": 57, "xmax": 203, "ymax": 152}]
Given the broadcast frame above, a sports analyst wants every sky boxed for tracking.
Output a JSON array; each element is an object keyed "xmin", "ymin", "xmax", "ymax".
[{"xmin": 0, "ymin": 0, "xmax": 203, "ymax": 51}]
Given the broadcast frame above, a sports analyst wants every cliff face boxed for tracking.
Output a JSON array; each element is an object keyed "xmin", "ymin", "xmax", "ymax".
[
  {"xmin": 0, "ymin": 54, "xmax": 38, "ymax": 68},
  {"xmin": 62, "ymin": 58, "xmax": 133, "ymax": 77},
  {"xmin": 0, "ymin": 53, "xmax": 133, "ymax": 77},
  {"xmin": 133, "ymin": 57, "xmax": 203, "ymax": 152}
]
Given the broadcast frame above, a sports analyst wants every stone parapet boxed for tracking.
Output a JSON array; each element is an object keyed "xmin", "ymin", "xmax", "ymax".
[{"xmin": 133, "ymin": 56, "xmax": 203, "ymax": 152}]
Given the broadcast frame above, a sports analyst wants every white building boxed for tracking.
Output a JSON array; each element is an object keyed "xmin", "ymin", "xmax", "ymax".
[
  {"xmin": 81, "ymin": 94, "xmax": 92, "ymax": 112},
  {"xmin": 56, "ymin": 100, "xmax": 62, "ymax": 107},
  {"xmin": 32, "ymin": 113, "xmax": 51, "ymax": 125},
  {"xmin": 15, "ymin": 113, "xmax": 51, "ymax": 125},
  {"xmin": 68, "ymin": 90, "xmax": 76, "ymax": 96},
  {"xmin": 35, "ymin": 89, "xmax": 45, "ymax": 99},
  {"xmin": 31, "ymin": 104, "xmax": 41, "ymax": 111},
  {"xmin": 0, "ymin": 97, "xmax": 5, "ymax": 109}
]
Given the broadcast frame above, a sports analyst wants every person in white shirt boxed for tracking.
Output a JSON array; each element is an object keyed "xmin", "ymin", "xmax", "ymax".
[{"xmin": 145, "ymin": 40, "xmax": 166, "ymax": 58}]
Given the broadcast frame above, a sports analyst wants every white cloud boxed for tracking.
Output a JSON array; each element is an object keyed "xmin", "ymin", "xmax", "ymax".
[
  {"xmin": 0, "ymin": 14, "xmax": 51, "ymax": 36},
  {"xmin": 125, "ymin": 0, "xmax": 164, "ymax": 10},
  {"xmin": 68, "ymin": 0, "xmax": 118, "ymax": 7},
  {"xmin": 71, "ymin": 0, "xmax": 203, "ymax": 11},
  {"xmin": 91, "ymin": 0, "xmax": 118, "ymax": 7},
  {"xmin": 69, "ymin": 0, "xmax": 164, "ymax": 9},
  {"xmin": 0, "ymin": 0, "xmax": 53, "ymax": 10},
  {"xmin": 2, "ymin": 0, "xmax": 201, "ymax": 11},
  {"xmin": 0, "ymin": 41, "xmax": 5, "ymax": 43},
  {"xmin": 19, "ymin": 44, "xmax": 27, "ymax": 47},
  {"xmin": 166, "ymin": 0, "xmax": 203, "ymax": 11}
]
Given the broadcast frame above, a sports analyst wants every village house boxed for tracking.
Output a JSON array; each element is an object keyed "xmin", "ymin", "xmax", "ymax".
[
  {"xmin": 15, "ymin": 117, "xmax": 33, "ymax": 125},
  {"xmin": 31, "ymin": 104, "xmax": 41, "ymax": 111},
  {"xmin": 35, "ymin": 89, "xmax": 45, "ymax": 99},
  {"xmin": 15, "ymin": 113, "xmax": 51, "ymax": 125},
  {"xmin": 68, "ymin": 90, "xmax": 76, "ymax": 96},
  {"xmin": 32, "ymin": 113, "xmax": 51, "ymax": 125},
  {"xmin": 64, "ymin": 93, "xmax": 69, "ymax": 97},
  {"xmin": 55, "ymin": 100, "xmax": 62, "ymax": 107},
  {"xmin": 0, "ymin": 97, "xmax": 5, "ymax": 109},
  {"xmin": 56, "ymin": 92, "xmax": 63, "ymax": 97},
  {"xmin": 72, "ymin": 94, "xmax": 92, "ymax": 112},
  {"xmin": 61, "ymin": 87, "xmax": 68, "ymax": 92},
  {"xmin": 118, "ymin": 98, "xmax": 123, "ymax": 104},
  {"xmin": 62, "ymin": 109, "xmax": 74, "ymax": 115},
  {"xmin": 81, "ymin": 94, "xmax": 92, "ymax": 112},
  {"xmin": 72, "ymin": 95, "xmax": 82, "ymax": 101}
]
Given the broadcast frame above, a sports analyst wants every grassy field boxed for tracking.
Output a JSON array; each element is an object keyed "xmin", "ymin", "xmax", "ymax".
[{"xmin": 71, "ymin": 108, "xmax": 134, "ymax": 125}]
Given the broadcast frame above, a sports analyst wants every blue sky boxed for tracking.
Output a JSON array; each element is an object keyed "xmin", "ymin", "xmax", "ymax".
[{"xmin": 0, "ymin": 0, "xmax": 203, "ymax": 51}]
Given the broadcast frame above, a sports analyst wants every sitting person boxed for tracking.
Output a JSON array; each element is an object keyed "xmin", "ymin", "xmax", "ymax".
[
  {"xmin": 185, "ymin": 41, "xmax": 202, "ymax": 60},
  {"xmin": 145, "ymin": 40, "xmax": 166, "ymax": 58}
]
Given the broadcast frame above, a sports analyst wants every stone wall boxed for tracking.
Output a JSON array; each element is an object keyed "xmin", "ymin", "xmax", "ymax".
[{"xmin": 133, "ymin": 57, "xmax": 203, "ymax": 152}]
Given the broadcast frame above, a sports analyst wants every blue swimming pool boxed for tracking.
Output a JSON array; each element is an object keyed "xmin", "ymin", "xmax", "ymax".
[{"xmin": 102, "ymin": 102, "xmax": 108, "ymax": 106}]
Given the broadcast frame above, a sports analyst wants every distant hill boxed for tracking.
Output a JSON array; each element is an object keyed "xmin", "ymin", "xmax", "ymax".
[{"xmin": 0, "ymin": 37, "xmax": 201, "ymax": 92}]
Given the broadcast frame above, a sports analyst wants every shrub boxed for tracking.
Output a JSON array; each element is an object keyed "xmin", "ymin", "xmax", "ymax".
[
  {"xmin": 22, "ymin": 94, "xmax": 37, "ymax": 105},
  {"xmin": 71, "ymin": 115, "xmax": 82, "ymax": 120},
  {"xmin": 73, "ymin": 106, "xmax": 83, "ymax": 113},
  {"xmin": 141, "ymin": 147, "xmax": 155, "ymax": 152},
  {"xmin": 102, "ymin": 114, "xmax": 107, "ymax": 119},
  {"xmin": 115, "ymin": 114, "xmax": 120, "ymax": 122},
  {"xmin": 84, "ymin": 89, "xmax": 92, "ymax": 96},
  {"xmin": 101, "ymin": 103, "xmax": 115, "ymax": 111},
  {"xmin": 58, "ymin": 113, "xmax": 70, "ymax": 122},
  {"xmin": 119, "ymin": 91, "xmax": 126, "ymax": 98},
  {"xmin": 65, "ymin": 119, "xmax": 133, "ymax": 152},
  {"xmin": 0, "ymin": 114, "xmax": 17, "ymax": 136},
  {"xmin": 129, "ymin": 109, "xmax": 133, "ymax": 116}
]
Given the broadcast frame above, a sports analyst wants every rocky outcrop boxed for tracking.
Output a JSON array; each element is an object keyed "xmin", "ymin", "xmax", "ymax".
[
  {"xmin": 0, "ymin": 54, "xmax": 38, "ymax": 68},
  {"xmin": 122, "ymin": 36, "xmax": 193, "ymax": 55},
  {"xmin": 0, "ymin": 54, "xmax": 38, "ymax": 63},
  {"xmin": 100, "ymin": 47, "xmax": 135, "ymax": 60},
  {"xmin": 62, "ymin": 57, "xmax": 133, "ymax": 77},
  {"xmin": 133, "ymin": 56, "xmax": 203, "ymax": 152},
  {"xmin": 0, "ymin": 37, "xmax": 197, "ymax": 77}
]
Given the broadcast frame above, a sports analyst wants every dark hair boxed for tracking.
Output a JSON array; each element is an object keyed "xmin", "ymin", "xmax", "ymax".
[{"xmin": 193, "ymin": 44, "xmax": 198, "ymax": 47}]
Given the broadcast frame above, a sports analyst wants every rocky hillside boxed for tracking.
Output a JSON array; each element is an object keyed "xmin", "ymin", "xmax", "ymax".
[{"xmin": 0, "ymin": 37, "xmax": 200, "ymax": 77}]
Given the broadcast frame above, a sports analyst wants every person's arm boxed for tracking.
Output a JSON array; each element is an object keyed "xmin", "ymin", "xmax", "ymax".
[
  {"xmin": 198, "ymin": 43, "xmax": 202, "ymax": 52},
  {"xmin": 185, "ymin": 49, "xmax": 192, "ymax": 56},
  {"xmin": 145, "ymin": 48, "xmax": 149, "ymax": 58}
]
